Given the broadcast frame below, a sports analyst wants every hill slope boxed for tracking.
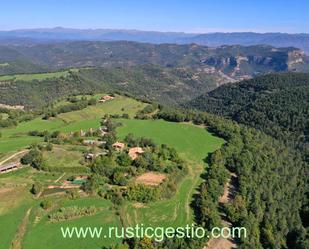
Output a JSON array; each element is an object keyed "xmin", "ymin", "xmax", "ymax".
[
  {"xmin": 0, "ymin": 65, "xmax": 218, "ymax": 108},
  {"xmin": 186, "ymin": 73, "xmax": 309, "ymax": 149}
]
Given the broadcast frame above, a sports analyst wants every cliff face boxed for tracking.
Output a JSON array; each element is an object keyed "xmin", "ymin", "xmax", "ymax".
[{"xmin": 200, "ymin": 46, "xmax": 308, "ymax": 81}]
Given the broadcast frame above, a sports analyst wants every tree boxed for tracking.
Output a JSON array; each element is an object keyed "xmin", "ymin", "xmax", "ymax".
[
  {"xmin": 46, "ymin": 143, "xmax": 53, "ymax": 151},
  {"xmin": 30, "ymin": 183, "xmax": 42, "ymax": 195},
  {"xmin": 116, "ymin": 153, "xmax": 132, "ymax": 167},
  {"xmin": 21, "ymin": 149, "xmax": 44, "ymax": 169}
]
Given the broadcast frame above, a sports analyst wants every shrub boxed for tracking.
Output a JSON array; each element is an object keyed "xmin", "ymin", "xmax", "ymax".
[
  {"xmin": 30, "ymin": 183, "xmax": 42, "ymax": 195},
  {"xmin": 40, "ymin": 199, "xmax": 52, "ymax": 210}
]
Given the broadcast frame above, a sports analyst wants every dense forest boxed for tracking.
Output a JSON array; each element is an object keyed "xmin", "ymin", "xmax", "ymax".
[{"xmin": 187, "ymin": 73, "xmax": 309, "ymax": 156}]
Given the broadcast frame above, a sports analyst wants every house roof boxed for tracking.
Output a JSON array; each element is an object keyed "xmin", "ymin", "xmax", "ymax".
[{"xmin": 128, "ymin": 147, "xmax": 144, "ymax": 160}]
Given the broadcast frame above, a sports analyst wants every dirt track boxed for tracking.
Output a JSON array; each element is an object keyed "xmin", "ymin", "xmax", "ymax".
[
  {"xmin": 0, "ymin": 150, "xmax": 28, "ymax": 166},
  {"xmin": 204, "ymin": 173, "xmax": 238, "ymax": 249}
]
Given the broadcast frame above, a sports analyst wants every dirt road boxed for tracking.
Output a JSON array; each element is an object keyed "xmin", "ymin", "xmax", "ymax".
[{"xmin": 0, "ymin": 150, "xmax": 28, "ymax": 166}]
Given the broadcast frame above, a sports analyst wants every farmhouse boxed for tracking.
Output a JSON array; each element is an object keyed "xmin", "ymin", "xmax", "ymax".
[
  {"xmin": 128, "ymin": 147, "xmax": 144, "ymax": 160},
  {"xmin": 0, "ymin": 162, "xmax": 21, "ymax": 174},
  {"xmin": 112, "ymin": 141, "xmax": 125, "ymax": 151},
  {"xmin": 99, "ymin": 95, "xmax": 114, "ymax": 103}
]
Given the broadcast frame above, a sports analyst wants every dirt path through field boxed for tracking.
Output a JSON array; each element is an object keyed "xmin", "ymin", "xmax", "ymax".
[
  {"xmin": 0, "ymin": 150, "xmax": 28, "ymax": 166},
  {"xmin": 10, "ymin": 208, "xmax": 32, "ymax": 249}
]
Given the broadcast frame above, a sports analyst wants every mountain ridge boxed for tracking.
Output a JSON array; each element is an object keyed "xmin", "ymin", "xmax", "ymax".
[
  {"xmin": 0, "ymin": 41, "xmax": 308, "ymax": 82},
  {"xmin": 1, "ymin": 27, "xmax": 309, "ymax": 53}
]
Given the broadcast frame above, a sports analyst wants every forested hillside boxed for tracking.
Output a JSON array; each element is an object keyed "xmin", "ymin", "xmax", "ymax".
[
  {"xmin": 187, "ymin": 73, "xmax": 309, "ymax": 153},
  {"xmin": 0, "ymin": 66, "xmax": 218, "ymax": 108}
]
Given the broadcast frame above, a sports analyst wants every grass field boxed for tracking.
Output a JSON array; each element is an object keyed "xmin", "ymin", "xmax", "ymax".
[
  {"xmin": 117, "ymin": 119, "xmax": 224, "ymax": 227},
  {"xmin": 0, "ymin": 203, "xmax": 33, "ymax": 249},
  {"xmin": 43, "ymin": 147, "xmax": 85, "ymax": 168},
  {"xmin": 22, "ymin": 198, "xmax": 121, "ymax": 249},
  {"xmin": 0, "ymin": 69, "xmax": 78, "ymax": 82}
]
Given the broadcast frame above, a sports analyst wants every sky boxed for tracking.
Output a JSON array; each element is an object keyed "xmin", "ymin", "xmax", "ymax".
[{"xmin": 1, "ymin": 0, "xmax": 308, "ymax": 33}]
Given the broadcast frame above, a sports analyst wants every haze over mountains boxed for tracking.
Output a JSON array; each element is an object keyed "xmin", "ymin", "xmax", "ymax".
[{"xmin": 1, "ymin": 27, "xmax": 309, "ymax": 53}]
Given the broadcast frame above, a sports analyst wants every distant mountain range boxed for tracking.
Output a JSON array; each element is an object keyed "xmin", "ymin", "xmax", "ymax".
[
  {"xmin": 0, "ymin": 27, "xmax": 309, "ymax": 53},
  {"xmin": 0, "ymin": 41, "xmax": 308, "ymax": 82}
]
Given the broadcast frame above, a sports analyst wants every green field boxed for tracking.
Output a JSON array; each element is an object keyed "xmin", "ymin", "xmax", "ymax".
[
  {"xmin": 23, "ymin": 198, "xmax": 121, "ymax": 249},
  {"xmin": 0, "ymin": 69, "xmax": 78, "ymax": 82},
  {"xmin": 43, "ymin": 146, "xmax": 85, "ymax": 168},
  {"xmin": 117, "ymin": 119, "xmax": 224, "ymax": 227}
]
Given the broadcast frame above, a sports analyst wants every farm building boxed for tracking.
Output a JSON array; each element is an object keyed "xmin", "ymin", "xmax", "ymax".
[
  {"xmin": 0, "ymin": 162, "xmax": 21, "ymax": 174},
  {"xmin": 99, "ymin": 95, "xmax": 114, "ymax": 103},
  {"xmin": 112, "ymin": 142, "xmax": 125, "ymax": 151},
  {"xmin": 128, "ymin": 147, "xmax": 144, "ymax": 160}
]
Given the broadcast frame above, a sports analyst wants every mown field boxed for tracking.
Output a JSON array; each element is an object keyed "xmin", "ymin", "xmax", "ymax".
[
  {"xmin": 0, "ymin": 69, "xmax": 78, "ymax": 82},
  {"xmin": 0, "ymin": 97, "xmax": 224, "ymax": 249}
]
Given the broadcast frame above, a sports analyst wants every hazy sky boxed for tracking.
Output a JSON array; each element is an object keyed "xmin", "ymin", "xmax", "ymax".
[{"xmin": 1, "ymin": 0, "xmax": 308, "ymax": 33}]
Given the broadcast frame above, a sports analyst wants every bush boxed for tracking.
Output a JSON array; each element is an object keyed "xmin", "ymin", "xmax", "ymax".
[
  {"xmin": 40, "ymin": 199, "xmax": 52, "ymax": 210},
  {"xmin": 30, "ymin": 183, "xmax": 42, "ymax": 195},
  {"xmin": 48, "ymin": 206, "xmax": 99, "ymax": 222},
  {"xmin": 125, "ymin": 184, "xmax": 160, "ymax": 203}
]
